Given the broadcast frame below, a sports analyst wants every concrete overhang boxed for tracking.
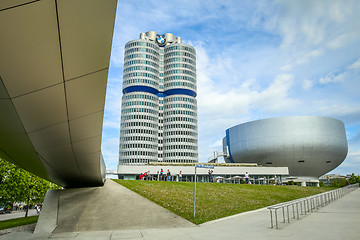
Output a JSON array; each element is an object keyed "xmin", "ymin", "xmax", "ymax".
[{"xmin": 0, "ymin": 0, "xmax": 117, "ymax": 187}]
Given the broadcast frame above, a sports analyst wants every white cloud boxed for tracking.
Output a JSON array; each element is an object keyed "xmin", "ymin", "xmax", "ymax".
[
  {"xmin": 319, "ymin": 58, "xmax": 360, "ymax": 84},
  {"xmin": 327, "ymin": 33, "xmax": 357, "ymax": 50},
  {"xmin": 295, "ymin": 49, "xmax": 323, "ymax": 65},
  {"xmin": 302, "ymin": 79, "xmax": 313, "ymax": 90},
  {"xmin": 269, "ymin": 0, "xmax": 357, "ymax": 48},
  {"xmin": 280, "ymin": 64, "xmax": 292, "ymax": 71},
  {"xmin": 251, "ymin": 74, "xmax": 299, "ymax": 113},
  {"xmin": 319, "ymin": 71, "xmax": 345, "ymax": 84},
  {"xmin": 315, "ymin": 101, "xmax": 360, "ymax": 121},
  {"xmin": 348, "ymin": 58, "xmax": 360, "ymax": 69}
]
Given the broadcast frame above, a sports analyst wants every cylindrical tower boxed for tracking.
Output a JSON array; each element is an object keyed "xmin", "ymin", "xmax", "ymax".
[
  {"xmin": 119, "ymin": 32, "xmax": 198, "ymax": 165},
  {"xmin": 119, "ymin": 38, "xmax": 160, "ymax": 164},
  {"xmin": 163, "ymin": 43, "xmax": 198, "ymax": 163}
]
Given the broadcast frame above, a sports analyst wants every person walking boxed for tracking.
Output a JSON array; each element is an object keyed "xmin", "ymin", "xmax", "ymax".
[
  {"xmin": 208, "ymin": 170, "xmax": 214, "ymax": 182},
  {"xmin": 167, "ymin": 169, "xmax": 171, "ymax": 181},
  {"xmin": 178, "ymin": 171, "xmax": 183, "ymax": 182},
  {"xmin": 144, "ymin": 171, "xmax": 148, "ymax": 180},
  {"xmin": 160, "ymin": 168, "xmax": 164, "ymax": 181},
  {"xmin": 245, "ymin": 172, "xmax": 249, "ymax": 184},
  {"xmin": 36, "ymin": 204, "xmax": 41, "ymax": 214}
]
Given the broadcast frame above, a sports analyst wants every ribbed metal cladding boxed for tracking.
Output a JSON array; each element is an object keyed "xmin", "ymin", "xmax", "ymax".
[{"xmin": 119, "ymin": 32, "xmax": 198, "ymax": 165}]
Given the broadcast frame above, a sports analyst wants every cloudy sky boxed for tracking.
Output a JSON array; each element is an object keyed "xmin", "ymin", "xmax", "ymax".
[{"xmin": 102, "ymin": 0, "xmax": 360, "ymax": 175}]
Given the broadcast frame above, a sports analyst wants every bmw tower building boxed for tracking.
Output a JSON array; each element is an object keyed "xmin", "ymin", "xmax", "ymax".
[{"xmin": 119, "ymin": 31, "xmax": 198, "ymax": 165}]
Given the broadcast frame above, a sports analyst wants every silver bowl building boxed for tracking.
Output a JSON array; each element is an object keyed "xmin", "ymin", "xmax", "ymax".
[{"xmin": 222, "ymin": 116, "xmax": 348, "ymax": 181}]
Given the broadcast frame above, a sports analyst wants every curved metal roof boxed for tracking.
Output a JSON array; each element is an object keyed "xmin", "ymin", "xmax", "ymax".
[
  {"xmin": 224, "ymin": 116, "xmax": 348, "ymax": 178},
  {"xmin": 0, "ymin": 0, "xmax": 117, "ymax": 187}
]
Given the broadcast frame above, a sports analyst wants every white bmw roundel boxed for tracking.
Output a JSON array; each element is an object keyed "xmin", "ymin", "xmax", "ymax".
[{"xmin": 156, "ymin": 34, "xmax": 166, "ymax": 46}]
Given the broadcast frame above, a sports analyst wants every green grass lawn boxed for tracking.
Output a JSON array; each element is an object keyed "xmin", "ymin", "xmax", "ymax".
[
  {"xmin": 0, "ymin": 215, "xmax": 39, "ymax": 231},
  {"xmin": 113, "ymin": 179, "xmax": 334, "ymax": 224}
]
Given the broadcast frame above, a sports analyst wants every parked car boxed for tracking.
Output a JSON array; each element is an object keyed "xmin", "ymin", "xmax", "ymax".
[{"xmin": 0, "ymin": 205, "xmax": 11, "ymax": 214}]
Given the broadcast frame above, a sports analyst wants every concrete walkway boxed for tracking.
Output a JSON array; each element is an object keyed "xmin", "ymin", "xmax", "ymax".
[{"xmin": 1, "ymin": 186, "xmax": 359, "ymax": 240}]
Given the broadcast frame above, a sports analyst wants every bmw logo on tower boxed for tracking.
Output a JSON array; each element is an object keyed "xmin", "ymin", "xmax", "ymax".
[{"xmin": 156, "ymin": 34, "xmax": 166, "ymax": 46}]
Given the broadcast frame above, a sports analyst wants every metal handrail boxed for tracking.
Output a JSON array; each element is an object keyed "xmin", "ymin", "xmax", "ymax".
[{"xmin": 267, "ymin": 183, "xmax": 359, "ymax": 229}]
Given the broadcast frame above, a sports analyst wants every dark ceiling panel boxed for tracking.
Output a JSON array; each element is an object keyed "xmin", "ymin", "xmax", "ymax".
[
  {"xmin": 57, "ymin": 0, "xmax": 117, "ymax": 80},
  {"xmin": 65, "ymin": 69, "xmax": 108, "ymax": 120},
  {"xmin": 12, "ymin": 84, "xmax": 68, "ymax": 132},
  {"xmin": 0, "ymin": 0, "xmax": 63, "ymax": 98}
]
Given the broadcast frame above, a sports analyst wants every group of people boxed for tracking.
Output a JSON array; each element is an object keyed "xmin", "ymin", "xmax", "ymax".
[
  {"xmin": 138, "ymin": 170, "xmax": 251, "ymax": 183},
  {"xmin": 138, "ymin": 169, "xmax": 183, "ymax": 182},
  {"xmin": 208, "ymin": 170, "xmax": 251, "ymax": 184},
  {"xmin": 8, "ymin": 204, "xmax": 42, "ymax": 214},
  {"xmin": 159, "ymin": 169, "xmax": 172, "ymax": 181},
  {"xmin": 139, "ymin": 171, "xmax": 152, "ymax": 180}
]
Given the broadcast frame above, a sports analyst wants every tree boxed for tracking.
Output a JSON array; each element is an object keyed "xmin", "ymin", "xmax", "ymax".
[
  {"xmin": 330, "ymin": 178, "xmax": 347, "ymax": 188},
  {"xmin": 0, "ymin": 158, "xmax": 61, "ymax": 216},
  {"xmin": 348, "ymin": 173, "xmax": 360, "ymax": 184}
]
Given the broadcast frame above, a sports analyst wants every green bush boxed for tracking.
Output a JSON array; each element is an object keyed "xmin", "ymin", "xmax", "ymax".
[
  {"xmin": 349, "ymin": 173, "xmax": 360, "ymax": 184},
  {"xmin": 330, "ymin": 178, "xmax": 347, "ymax": 188}
]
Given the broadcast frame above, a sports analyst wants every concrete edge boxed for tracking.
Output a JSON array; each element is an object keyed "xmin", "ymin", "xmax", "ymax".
[
  {"xmin": 199, "ymin": 207, "xmax": 268, "ymax": 226},
  {"xmin": 34, "ymin": 189, "xmax": 60, "ymax": 234},
  {"xmin": 0, "ymin": 223, "xmax": 36, "ymax": 236}
]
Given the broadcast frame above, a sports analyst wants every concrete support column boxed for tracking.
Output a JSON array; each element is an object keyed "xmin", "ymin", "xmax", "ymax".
[{"xmin": 34, "ymin": 189, "xmax": 60, "ymax": 234}]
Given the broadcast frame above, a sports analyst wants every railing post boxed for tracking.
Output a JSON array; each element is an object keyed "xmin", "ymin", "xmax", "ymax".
[
  {"xmin": 282, "ymin": 206, "xmax": 286, "ymax": 223},
  {"xmin": 292, "ymin": 204, "xmax": 295, "ymax": 219},
  {"xmin": 296, "ymin": 202, "xmax": 300, "ymax": 219},
  {"xmin": 287, "ymin": 205, "xmax": 290, "ymax": 223}
]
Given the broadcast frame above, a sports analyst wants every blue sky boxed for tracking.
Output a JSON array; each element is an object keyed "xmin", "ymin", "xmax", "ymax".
[{"xmin": 102, "ymin": 0, "xmax": 360, "ymax": 175}]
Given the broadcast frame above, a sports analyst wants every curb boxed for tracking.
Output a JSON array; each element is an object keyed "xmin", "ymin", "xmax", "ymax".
[{"xmin": 0, "ymin": 223, "xmax": 36, "ymax": 236}]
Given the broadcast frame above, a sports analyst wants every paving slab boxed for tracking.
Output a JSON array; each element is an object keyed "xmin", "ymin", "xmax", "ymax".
[{"xmin": 110, "ymin": 230, "xmax": 143, "ymax": 240}]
